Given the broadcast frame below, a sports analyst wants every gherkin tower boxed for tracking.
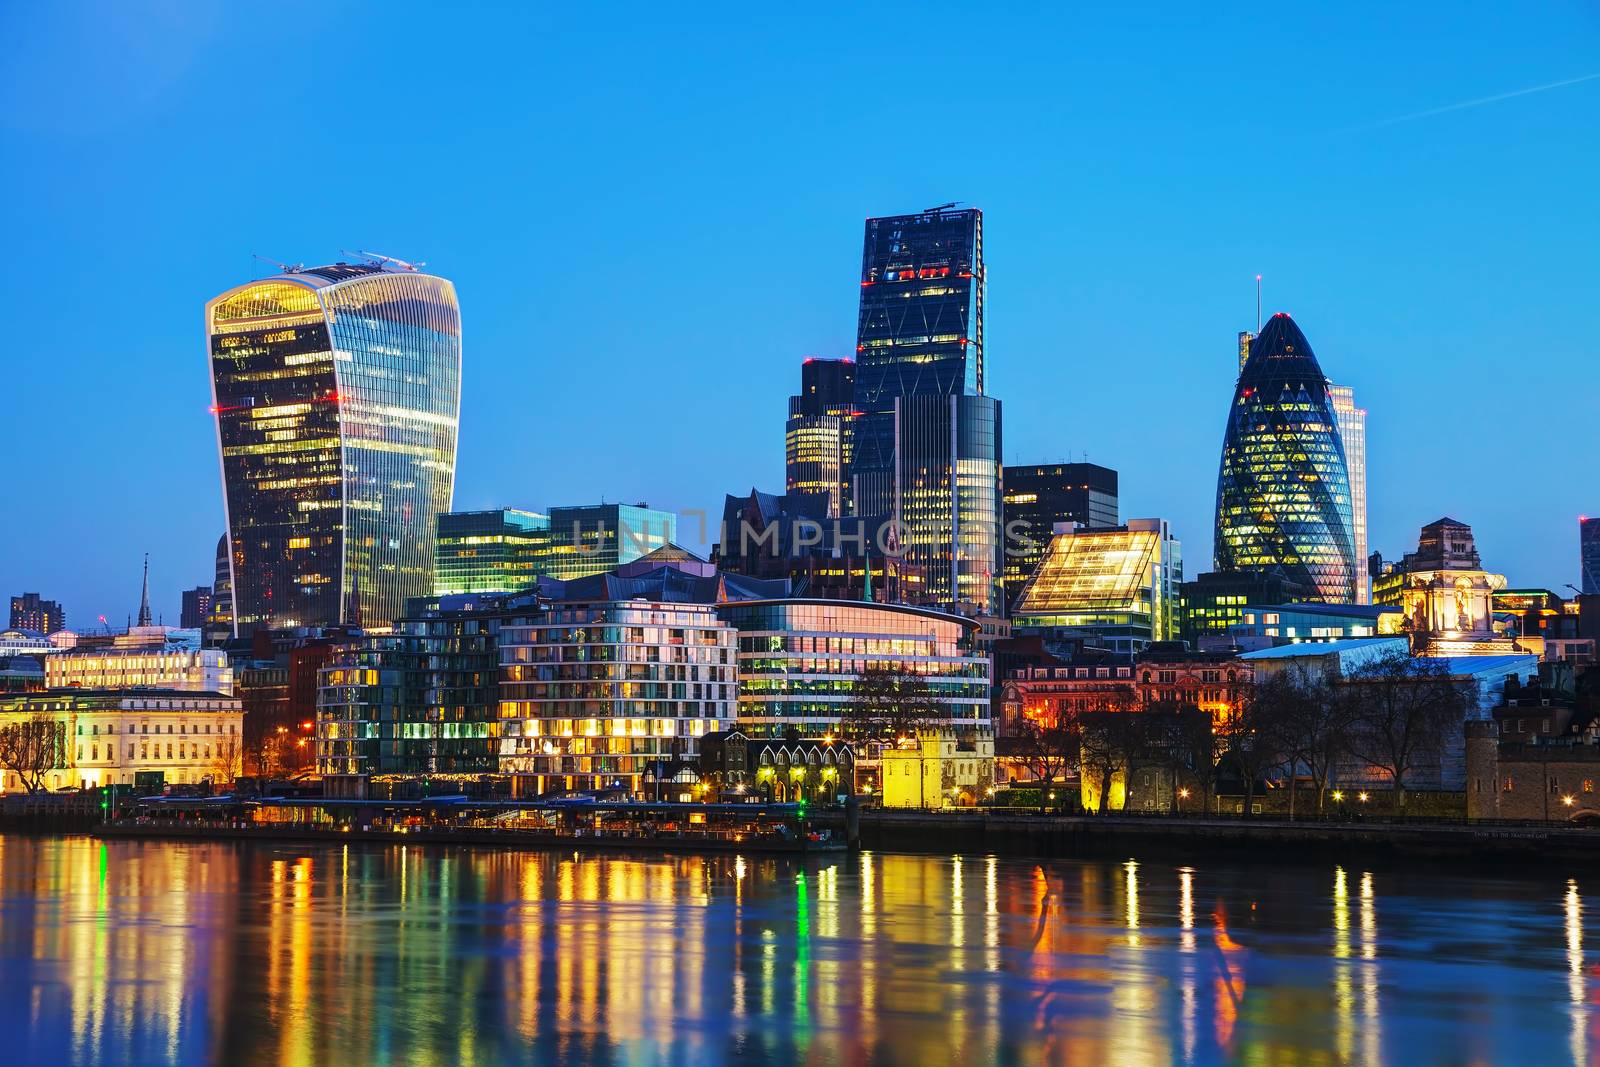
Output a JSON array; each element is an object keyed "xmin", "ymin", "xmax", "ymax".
[{"xmin": 1214, "ymin": 312, "xmax": 1356, "ymax": 603}]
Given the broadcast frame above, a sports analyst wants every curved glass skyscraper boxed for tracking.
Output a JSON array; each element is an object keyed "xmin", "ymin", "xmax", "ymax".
[
  {"xmin": 207, "ymin": 261, "xmax": 461, "ymax": 635},
  {"xmin": 1214, "ymin": 312, "xmax": 1356, "ymax": 603}
]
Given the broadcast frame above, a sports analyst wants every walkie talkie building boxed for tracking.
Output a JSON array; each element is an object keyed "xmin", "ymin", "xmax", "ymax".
[
  {"xmin": 1214, "ymin": 312, "xmax": 1356, "ymax": 604},
  {"xmin": 206, "ymin": 260, "xmax": 461, "ymax": 635}
]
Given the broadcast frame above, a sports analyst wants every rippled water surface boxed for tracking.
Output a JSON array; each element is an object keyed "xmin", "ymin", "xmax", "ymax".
[{"xmin": 0, "ymin": 835, "xmax": 1595, "ymax": 1065}]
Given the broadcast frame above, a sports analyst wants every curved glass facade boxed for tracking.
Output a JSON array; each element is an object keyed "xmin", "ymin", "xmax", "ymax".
[
  {"xmin": 717, "ymin": 599, "xmax": 990, "ymax": 736},
  {"xmin": 895, "ymin": 393, "xmax": 1003, "ymax": 615},
  {"xmin": 1214, "ymin": 313, "xmax": 1355, "ymax": 603},
  {"xmin": 207, "ymin": 264, "xmax": 461, "ymax": 633}
]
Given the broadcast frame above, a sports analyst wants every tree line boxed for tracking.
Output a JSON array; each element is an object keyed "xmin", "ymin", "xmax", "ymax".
[{"xmin": 1013, "ymin": 650, "xmax": 1478, "ymax": 815}]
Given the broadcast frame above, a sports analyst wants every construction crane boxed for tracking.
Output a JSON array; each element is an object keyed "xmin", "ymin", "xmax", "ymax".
[
  {"xmin": 252, "ymin": 253, "xmax": 303, "ymax": 273},
  {"xmin": 343, "ymin": 249, "xmax": 426, "ymax": 272}
]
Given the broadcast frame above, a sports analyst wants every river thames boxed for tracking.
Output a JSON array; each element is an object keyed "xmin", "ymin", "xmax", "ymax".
[{"xmin": 0, "ymin": 835, "xmax": 1593, "ymax": 1065}]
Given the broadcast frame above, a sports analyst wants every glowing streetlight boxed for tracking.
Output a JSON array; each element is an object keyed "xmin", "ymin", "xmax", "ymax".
[
  {"xmin": 1178, "ymin": 788, "xmax": 1190, "ymax": 800},
  {"xmin": 1357, "ymin": 792, "xmax": 1369, "ymax": 803},
  {"xmin": 1563, "ymin": 795, "xmax": 1576, "ymax": 807},
  {"xmin": 1332, "ymin": 790, "xmax": 1344, "ymax": 802}
]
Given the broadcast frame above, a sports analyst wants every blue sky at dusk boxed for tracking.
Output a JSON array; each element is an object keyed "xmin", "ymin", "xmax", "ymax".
[{"xmin": 3, "ymin": 2, "xmax": 1597, "ymax": 625}]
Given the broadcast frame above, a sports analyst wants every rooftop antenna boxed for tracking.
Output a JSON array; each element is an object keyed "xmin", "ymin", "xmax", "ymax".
[
  {"xmin": 344, "ymin": 249, "xmax": 426, "ymax": 272},
  {"xmin": 1255, "ymin": 274, "xmax": 1263, "ymax": 332},
  {"xmin": 926, "ymin": 201, "xmax": 959, "ymax": 214},
  {"xmin": 253, "ymin": 253, "xmax": 303, "ymax": 274}
]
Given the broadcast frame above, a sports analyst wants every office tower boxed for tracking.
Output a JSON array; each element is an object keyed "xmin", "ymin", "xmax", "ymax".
[
  {"xmin": 8, "ymin": 593, "xmax": 64, "ymax": 634},
  {"xmin": 1214, "ymin": 313, "xmax": 1356, "ymax": 603},
  {"xmin": 851, "ymin": 206, "xmax": 985, "ymax": 516},
  {"xmin": 206, "ymin": 534, "xmax": 234, "ymax": 644},
  {"xmin": 849, "ymin": 206, "xmax": 1000, "ymax": 616},
  {"xmin": 206, "ymin": 258, "xmax": 462, "ymax": 634},
  {"xmin": 1001, "ymin": 463, "xmax": 1119, "ymax": 610},
  {"xmin": 714, "ymin": 488, "xmax": 891, "ymax": 601},
  {"xmin": 434, "ymin": 508, "xmax": 550, "ymax": 595},
  {"xmin": 1328, "ymin": 383, "xmax": 1369, "ymax": 603},
  {"xmin": 180, "ymin": 586, "xmax": 213, "ymax": 630},
  {"xmin": 1583, "ymin": 517, "xmax": 1600, "ymax": 595},
  {"xmin": 540, "ymin": 503, "xmax": 676, "ymax": 580},
  {"xmin": 785, "ymin": 358, "xmax": 855, "ymax": 517},
  {"xmin": 895, "ymin": 393, "xmax": 1003, "ymax": 615},
  {"xmin": 1237, "ymin": 331, "xmax": 1254, "ymax": 373},
  {"xmin": 1011, "ymin": 519, "xmax": 1182, "ymax": 655}
]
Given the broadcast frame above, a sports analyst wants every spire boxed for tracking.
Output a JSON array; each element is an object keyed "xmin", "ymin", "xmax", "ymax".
[
  {"xmin": 862, "ymin": 543, "xmax": 873, "ymax": 603},
  {"xmin": 345, "ymin": 574, "xmax": 364, "ymax": 629},
  {"xmin": 136, "ymin": 553, "xmax": 153, "ymax": 627}
]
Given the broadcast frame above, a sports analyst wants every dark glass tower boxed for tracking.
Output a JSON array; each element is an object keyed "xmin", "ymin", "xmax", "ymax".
[
  {"xmin": 1214, "ymin": 312, "xmax": 1356, "ymax": 603},
  {"xmin": 849, "ymin": 206, "xmax": 999, "ymax": 615},
  {"xmin": 785, "ymin": 358, "xmax": 855, "ymax": 518},
  {"xmin": 1001, "ymin": 463, "xmax": 1119, "ymax": 609},
  {"xmin": 207, "ymin": 260, "xmax": 462, "ymax": 635},
  {"xmin": 851, "ymin": 207, "xmax": 984, "ymax": 517}
]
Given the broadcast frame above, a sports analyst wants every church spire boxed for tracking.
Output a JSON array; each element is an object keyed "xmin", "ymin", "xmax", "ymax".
[{"xmin": 136, "ymin": 553, "xmax": 153, "ymax": 627}]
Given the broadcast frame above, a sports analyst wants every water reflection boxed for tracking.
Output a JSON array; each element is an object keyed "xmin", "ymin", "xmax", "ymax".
[{"xmin": 0, "ymin": 835, "xmax": 1595, "ymax": 1065}]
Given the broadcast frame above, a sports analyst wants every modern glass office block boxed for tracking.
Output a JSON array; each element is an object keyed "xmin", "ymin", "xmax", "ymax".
[
  {"xmin": 207, "ymin": 262, "xmax": 462, "ymax": 634},
  {"xmin": 1214, "ymin": 314, "xmax": 1355, "ymax": 604}
]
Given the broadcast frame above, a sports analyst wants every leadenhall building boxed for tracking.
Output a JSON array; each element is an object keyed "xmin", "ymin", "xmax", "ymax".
[{"xmin": 1213, "ymin": 312, "xmax": 1357, "ymax": 604}]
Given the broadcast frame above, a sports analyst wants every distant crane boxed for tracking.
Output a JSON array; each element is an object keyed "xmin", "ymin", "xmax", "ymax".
[
  {"xmin": 342, "ymin": 249, "xmax": 426, "ymax": 272},
  {"xmin": 252, "ymin": 253, "xmax": 303, "ymax": 273}
]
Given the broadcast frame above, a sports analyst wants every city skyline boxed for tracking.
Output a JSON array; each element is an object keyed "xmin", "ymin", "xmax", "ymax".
[{"xmin": 3, "ymin": 4, "xmax": 1597, "ymax": 624}]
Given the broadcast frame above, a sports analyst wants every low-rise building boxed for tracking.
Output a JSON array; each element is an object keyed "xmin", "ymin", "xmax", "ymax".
[
  {"xmin": 1227, "ymin": 603, "xmax": 1403, "ymax": 650},
  {"xmin": 698, "ymin": 729, "xmax": 855, "ymax": 803},
  {"xmin": 1011, "ymin": 519, "xmax": 1182, "ymax": 655},
  {"xmin": 880, "ymin": 728, "xmax": 995, "ymax": 808},
  {"xmin": 45, "ymin": 646, "xmax": 234, "ymax": 695},
  {"xmin": 0, "ymin": 689, "xmax": 243, "ymax": 792}
]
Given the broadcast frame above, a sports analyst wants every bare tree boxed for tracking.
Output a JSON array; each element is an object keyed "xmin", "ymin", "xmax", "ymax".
[
  {"xmin": 1269, "ymin": 669, "xmax": 1350, "ymax": 815},
  {"xmin": 1014, "ymin": 713, "xmax": 1079, "ymax": 812},
  {"xmin": 1341, "ymin": 652, "xmax": 1475, "ymax": 811},
  {"xmin": 210, "ymin": 735, "xmax": 242, "ymax": 787},
  {"xmin": 845, "ymin": 665, "xmax": 940, "ymax": 740},
  {"xmin": 0, "ymin": 715, "xmax": 69, "ymax": 795},
  {"xmin": 1141, "ymin": 701, "xmax": 1215, "ymax": 814},
  {"xmin": 1077, "ymin": 698, "xmax": 1142, "ymax": 814},
  {"xmin": 1218, "ymin": 676, "xmax": 1294, "ymax": 817}
]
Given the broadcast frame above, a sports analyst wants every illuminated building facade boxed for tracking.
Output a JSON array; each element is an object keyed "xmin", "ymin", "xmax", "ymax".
[
  {"xmin": 1011, "ymin": 519, "xmax": 1182, "ymax": 654},
  {"xmin": 895, "ymin": 393, "xmax": 1003, "ymax": 615},
  {"xmin": 1328, "ymin": 383, "xmax": 1368, "ymax": 603},
  {"xmin": 785, "ymin": 358, "xmax": 855, "ymax": 517},
  {"xmin": 9, "ymin": 594, "xmax": 64, "ymax": 635},
  {"xmin": 497, "ymin": 600, "xmax": 739, "ymax": 795},
  {"xmin": 0, "ymin": 689, "xmax": 243, "ymax": 792},
  {"xmin": 316, "ymin": 610, "xmax": 501, "ymax": 776},
  {"xmin": 1215, "ymin": 313, "xmax": 1356, "ymax": 603},
  {"xmin": 46, "ymin": 647, "xmax": 234, "ymax": 695},
  {"xmin": 715, "ymin": 599, "xmax": 990, "ymax": 737},
  {"xmin": 1229, "ymin": 603, "xmax": 1402, "ymax": 647},
  {"xmin": 1392, "ymin": 517, "xmax": 1516, "ymax": 656},
  {"xmin": 880, "ymin": 729, "xmax": 995, "ymax": 809},
  {"xmin": 539, "ymin": 503, "xmax": 675, "ymax": 580},
  {"xmin": 1584, "ymin": 517, "xmax": 1600, "ymax": 595},
  {"xmin": 433, "ymin": 508, "xmax": 550, "ymax": 595},
  {"xmin": 1002, "ymin": 463, "xmax": 1119, "ymax": 610},
  {"xmin": 850, "ymin": 206, "xmax": 985, "ymax": 517},
  {"xmin": 1179, "ymin": 569, "xmax": 1314, "ymax": 650},
  {"xmin": 206, "ymin": 260, "xmax": 462, "ymax": 635}
]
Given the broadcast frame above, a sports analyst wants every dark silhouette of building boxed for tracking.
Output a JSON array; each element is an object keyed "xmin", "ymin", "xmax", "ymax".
[
  {"xmin": 8, "ymin": 593, "xmax": 64, "ymax": 635},
  {"xmin": 180, "ymin": 586, "xmax": 212, "ymax": 630},
  {"xmin": 1214, "ymin": 313, "xmax": 1356, "ymax": 603},
  {"xmin": 713, "ymin": 489, "xmax": 902, "ymax": 602}
]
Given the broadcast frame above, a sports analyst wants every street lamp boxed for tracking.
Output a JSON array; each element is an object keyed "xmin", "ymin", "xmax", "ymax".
[
  {"xmin": 1332, "ymin": 790, "xmax": 1344, "ymax": 802},
  {"xmin": 1357, "ymin": 792, "xmax": 1369, "ymax": 803},
  {"xmin": 1563, "ymin": 795, "xmax": 1576, "ymax": 807}
]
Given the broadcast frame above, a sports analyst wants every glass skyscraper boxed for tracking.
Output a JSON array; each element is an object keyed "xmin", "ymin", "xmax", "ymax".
[
  {"xmin": 849, "ymin": 206, "xmax": 1001, "ymax": 616},
  {"xmin": 785, "ymin": 358, "xmax": 855, "ymax": 517},
  {"xmin": 1327, "ymin": 383, "xmax": 1368, "ymax": 603},
  {"xmin": 207, "ymin": 261, "xmax": 462, "ymax": 634},
  {"xmin": 1001, "ymin": 463, "xmax": 1119, "ymax": 610},
  {"xmin": 434, "ymin": 509, "xmax": 550, "ymax": 595},
  {"xmin": 1214, "ymin": 313, "xmax": 1356, "ymax": 604}
]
